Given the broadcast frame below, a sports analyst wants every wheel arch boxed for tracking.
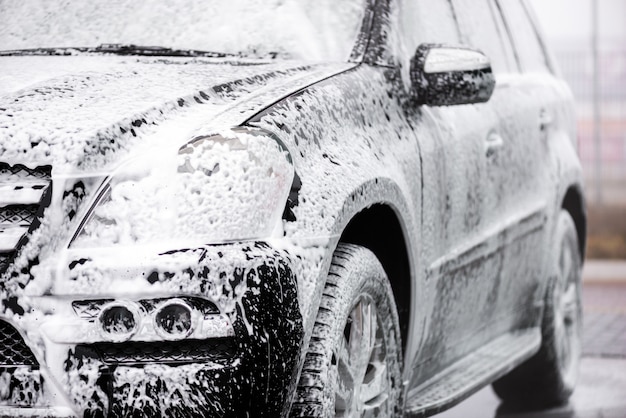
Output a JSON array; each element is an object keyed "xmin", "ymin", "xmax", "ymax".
[
  {"xmin": 339, "ymin": 203, "xmax": 412, "ymax": 355},
  {"xmin": 561, "ymin": 184, "xmax": 587, "ymax": 260}
]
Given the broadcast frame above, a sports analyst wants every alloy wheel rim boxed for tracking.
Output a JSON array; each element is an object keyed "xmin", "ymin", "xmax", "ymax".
[
  {"xmin": 331, "ymin": 294, "xmax": 390, "ymax": 418},
  {"xmin": 554, "ymin": 241, "xmax": 582, "ymax": 386}
]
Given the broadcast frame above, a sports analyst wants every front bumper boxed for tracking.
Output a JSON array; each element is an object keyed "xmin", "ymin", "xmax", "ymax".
[{"xmin": 1, "ymin": 241, "xmax": 304, "ymax": 417}]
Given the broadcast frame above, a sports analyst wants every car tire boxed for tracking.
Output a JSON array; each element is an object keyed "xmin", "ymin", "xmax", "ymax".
[
  {"xmin": 492, "ymin": 210, "xmax": 583, "ymax": 408},
  {"xmin": 290, "ymin": 243, "xmax": 403, "ymax": 418}
]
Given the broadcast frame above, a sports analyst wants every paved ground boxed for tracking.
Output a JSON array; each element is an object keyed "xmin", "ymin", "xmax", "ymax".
[
  {"xmin": 583, "ymin": 282, "xmax": 626, "ymax": 358},
  {"xmin": 434, "ymin": 261, "xmax": 626, "ymax": 418}
]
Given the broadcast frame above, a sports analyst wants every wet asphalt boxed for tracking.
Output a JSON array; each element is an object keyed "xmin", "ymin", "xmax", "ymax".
[{"xmin": 435, "ymin": 261, "xmax": 626, "ymax": 418}]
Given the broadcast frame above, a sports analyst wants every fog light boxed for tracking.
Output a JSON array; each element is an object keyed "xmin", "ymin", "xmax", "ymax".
[
  {"xmin": 99, "ymin": 303, "xmax": 139, "ymax": 342},
  {"xmin": 154, "ymin": 300, "xmax": 193, "ymax": 339}
]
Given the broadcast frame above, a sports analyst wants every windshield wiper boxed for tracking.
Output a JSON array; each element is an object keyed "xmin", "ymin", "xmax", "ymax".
[
  {"xmin": 91, "ymin": 44, "xmax": 236, "ymax": 57},
  {"xmin": 0, "ymin": 44, "xmax": 236, "ymax": 58},
  {"xmin": 0, "ymin": 47, "xmax": 80, "ymax": 56}
]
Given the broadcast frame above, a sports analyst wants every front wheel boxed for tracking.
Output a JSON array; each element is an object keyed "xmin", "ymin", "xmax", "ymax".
[
  {"xmin": 493, "ymin": 210, "xmax": 583, "ymax": 408},
  {"xmin": 290, "ymin": 244, "xmax": 403, "ymax": 418}
]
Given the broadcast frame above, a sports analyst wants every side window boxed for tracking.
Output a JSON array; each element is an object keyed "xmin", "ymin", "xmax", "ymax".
[
  {"xmin": 487, "ymin": 0, "xmax": 520, "ymax": 72},
  {"xmin": 386, "ymin": 0, "xmax": 462, "ymax": 84},
  {"xmin": 450, "ymin": 0, "xmax": 516, "ymax": 73},
  {"xmin": 395, "ymin": 0, "xmax": 460, "ymax": 56},
  {"xmin": 497, "ymin": 0, "xmax": 550, "ymax": 73}
]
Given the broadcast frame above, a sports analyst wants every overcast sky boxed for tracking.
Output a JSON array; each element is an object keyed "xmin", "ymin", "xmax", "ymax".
[{"xmin": 529, "ymin": 0, "xmax": 625, "ymax": 49}]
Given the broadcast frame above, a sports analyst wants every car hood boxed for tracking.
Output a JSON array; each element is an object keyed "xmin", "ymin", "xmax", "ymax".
[{"xmin": 0, "ymin": 55, "xmax": 353, "ymax": 174}]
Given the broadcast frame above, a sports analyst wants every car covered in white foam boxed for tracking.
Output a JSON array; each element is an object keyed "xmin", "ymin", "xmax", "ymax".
[{"xmin": 0, "ymin": 0, "xmax": 585, "ymax": 417}]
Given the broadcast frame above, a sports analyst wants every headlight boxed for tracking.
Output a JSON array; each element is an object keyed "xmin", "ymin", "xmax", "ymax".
[{"xmin": 71, "ymin": 127, "xmax": 293, "ymax": 248}]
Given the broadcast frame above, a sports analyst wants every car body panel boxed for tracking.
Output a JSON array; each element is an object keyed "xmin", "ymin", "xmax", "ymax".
[
  {"xmin": 0, "ymin": 57, "xmax": 357, "ymax": 415},
  {"xmin": 0, "ymin": 0, "xmax": 585, "ymax": 416},
  {"xmin": 0, "ymin": 56, "xmax": 355, "ymax": 172}
]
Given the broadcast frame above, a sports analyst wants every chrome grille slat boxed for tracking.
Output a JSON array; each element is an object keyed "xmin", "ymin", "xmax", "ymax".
[
  {"xmin": 0, "ymin": 164, "xmax": 51, "ymax": 181},
  {"xmin": 0, "ymin": 184, "xmax": 49, "ymax": 206},
  {"xmin": 0, "ymin": 227, "xmax": 31, "ymax": 252},
  {"xmin": 0, "ymin": 163, "xmax": 52, "ymax": 274},
  {"xmin": 0, "ymin": 205, "xmax": 38, "ymax": 226}
]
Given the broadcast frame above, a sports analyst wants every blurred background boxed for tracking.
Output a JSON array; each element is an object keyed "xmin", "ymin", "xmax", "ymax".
[{"xmin": 529, "ymin": 0, "xmax": 626, "ymax": 260}]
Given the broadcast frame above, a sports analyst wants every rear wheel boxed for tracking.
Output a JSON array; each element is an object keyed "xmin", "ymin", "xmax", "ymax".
[
  {"xmin": 493, "ymin": 210, "xmax": 582, "ymax": 408},
  {"xmin": 290, "ymin": 244, "xmax": 403, "ymax": 417}
]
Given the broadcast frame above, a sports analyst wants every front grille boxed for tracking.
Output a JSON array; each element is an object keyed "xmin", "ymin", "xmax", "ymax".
[
  {"xmin": 0, "ymin": 164, "xmax": 51, "ymax": 182},
  {"xmin": 0, "ymin": 320, "xmax": 39, "ymax": 366},
  {"xmin": 0, "ymin": 205, "xmax": 38, "ymax": 225},
  {"xmin": 0, "ymin": 163, "xmax": 52, "ymax": 275},
  {"xmin": 83, "ymin": 338, "xmax": 235, "ymax": 365}
]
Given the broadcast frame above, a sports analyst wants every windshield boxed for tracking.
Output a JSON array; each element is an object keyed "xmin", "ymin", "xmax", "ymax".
[{"xmin": 0, "ymin": 0, "xmax": 366, "ymax": 61}]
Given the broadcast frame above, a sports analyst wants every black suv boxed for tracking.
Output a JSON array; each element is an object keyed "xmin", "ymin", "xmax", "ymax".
[{"xmin": 0, "ymin": 0, "xmax": 584, "ymax": 416}]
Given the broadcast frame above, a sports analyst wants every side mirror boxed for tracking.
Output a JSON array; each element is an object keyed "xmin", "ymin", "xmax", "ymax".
[{"xmin": 410, "ymin": 44, "xmax": 495, "ymax": 106}]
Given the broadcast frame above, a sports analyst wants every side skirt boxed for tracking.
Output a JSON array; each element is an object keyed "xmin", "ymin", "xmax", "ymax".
[{"xmin": 404, "ymin": 328, "xmax": 541, "ymax": 417}]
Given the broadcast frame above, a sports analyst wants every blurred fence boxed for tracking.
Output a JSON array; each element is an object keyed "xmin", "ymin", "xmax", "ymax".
[{"xmin": 554, "ymin": 48, "xmax": 626, "ymax": 206}]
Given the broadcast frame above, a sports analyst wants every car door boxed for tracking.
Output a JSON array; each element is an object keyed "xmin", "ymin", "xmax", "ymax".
[
  {"xmin": 483, "ymin": 0, "xmax": 559, "ymax": 329},
  {"xmin": 428, "ymin": 0, "xmax": 555, "ymax": 358},
  {"xmin": 386, "ymin": 0, "xmax": 508, "ymax": 387}
]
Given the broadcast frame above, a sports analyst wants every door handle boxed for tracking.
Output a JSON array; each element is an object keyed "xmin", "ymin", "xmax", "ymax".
[
  {"xmin": 485, "ymin": 131, "xmax": 504, "ymax": 157},
  {"xmin": 539, "ymin": 109, "xmax": 553, "ymax": 130}
]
